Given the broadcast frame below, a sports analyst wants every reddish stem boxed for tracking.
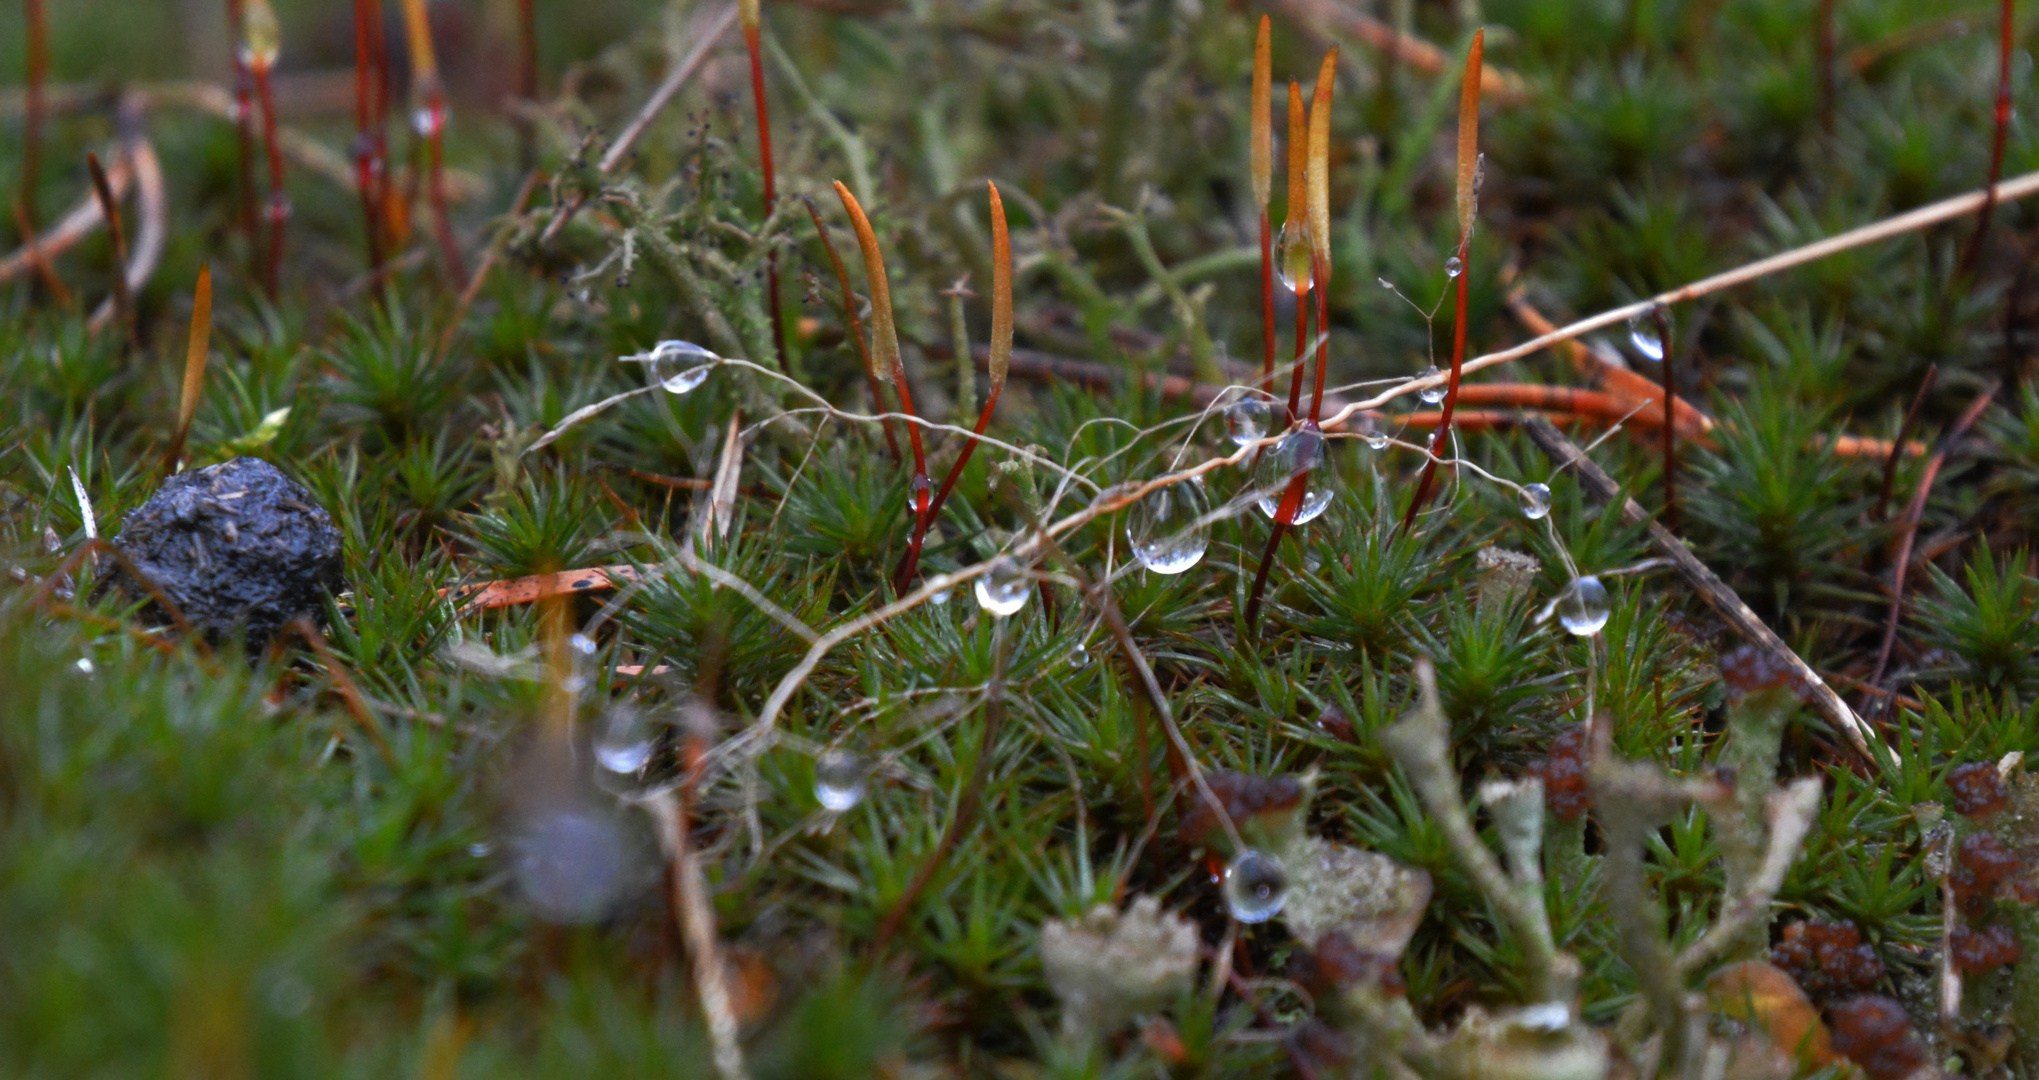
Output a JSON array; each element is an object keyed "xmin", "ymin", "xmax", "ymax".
[
  {"xmin": 1245, "ymin": 474, "xmax": 1308, "ymax": 630},
  {"xmin": 1875, "ymin": 364, "xmax": 1938, "ymax": 520},
  {"xmin": 743, "ymin": 23, "xmax": 788, "ymax": 370},
  {"xmin": 1960, "ymin": 0, "xmax": 2015, "ymax": 274},
  {"xmin": 517, "ymin": 0, "xmax": 539, "ymax": 171},
  {"xmin": 252, "ymin": 60, "xmax": 287, "ymax": 297},
  {"xmin": 226, "ymin": 0, "xmax": 260, "ymax": 251},
  {"xmin": 1309, "ymin": 250, "xmax": 1333, "ymax": 421},
  {"xmin": 1285, "ymin": 284, "xmax": 1308, "ymax": 423},
  {"xmin": 1400, "ymin": 236, "xmax": 1471, "ymax": 533},
  {"xmin": 1655, "ymin": 305, "xmax": 1677, "ymax": 532},
  {"xmin": 351, "ymin": 0, "xmax": 387, "ymax": 271},
  {"xmin": 420, "ymin": 83, "xmax": 466, "ymax": 285},
  {"xmin": 1816, "ymin": 0, "xmax": 1836, "ymax": 134},
  {"xmin": 21, "ymin": 0, "xmax": 46, "ymax": 234},
  {"xmin": 894, "ymin": 380, "xmax": 1004, "ymax": 592},
  {"xmin": 1259, "ymin": 209, "xmax": 1275, "ymax": 392}
]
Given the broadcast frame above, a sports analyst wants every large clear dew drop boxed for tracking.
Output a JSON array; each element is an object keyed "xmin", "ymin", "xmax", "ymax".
[
  {"xmin": 593, "ymin": 704, "xmax": 655, "ymax": 776},
  {"xmin": 1444, "ymin": 255, "xmax": 1463, "ymax": 279},
  {"xmin": 814, "ymin": 750, "xmax": 869, "ymax": 811},
  {"xmin": 973, "ymin": 555, "xmax": 1031, "ymax": 617},
  {"xmin": 628, "ymin": 340, "xmax": 717, "ymax": 394},
  {"xmin": 1127, "ymin": 477, "xmax": 1211, "ymax": 575},
  {"xmin": 1224, "ymin": 396, "xmax": 1273, "ymax": 447},
  {"xmin": 1223, "ymin": 849, "xmax": 1289, "ymax": 923},
  {"xmin": 1418, "ymin": 365, "xmax": 1447, "ymax": 405},
  {"xmin": 1558, "ymin": 576, "xmax": 1611, "ymax": 636},
  {"xmin": 511, "ymin": 806, "xmax": 636, "ymax": 924},
  {"xmin": 1519, "ymin": 482, "xmax": 1552, "ymax": 520},
  {"xmin": 1254, "ymin": 425, "xmax": 1333, "ymax": 525},
  {"xmin": 563, "ymin": 632, "xmax": 599, "ymax": 694},
  {"xmin": 1627, "ymin": 313, "xmax": 1665, "ymax": 362}
]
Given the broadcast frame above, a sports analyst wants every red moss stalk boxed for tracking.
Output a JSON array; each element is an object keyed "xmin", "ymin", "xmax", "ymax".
[
  {"xmin": 400, "ymin": 0, "xmax": 465, "ymax": 286},
  {"xmin": 21, "ymin": 0, "xmax": 47, "ymax": 236},
  {"xmin": 225, "ymin": 0, "xmax": 260, "ymax": 251},
  {"xmin": 1401, "ymin": 30, "xmax": 1484, "ymax": 534},
  {"xmin": 1304, "ymin": 47, "xmax": 1337, "ymax": 421},
  {"xmin": 1961, "ymin": 0, "xmax": 2014, "ymax": 275},
  {"xmin": 741, "ymin": 0, "xmax": 788, "ymax": 369},
  {"xmin": 351, "ymin": 0, "xmax": 387, "ymax": 271},
  {"xmin": 1654, "ymin": 305, "xmax": 1678, "ymax": 531},
  {"xmin": 835, "ymin": 182, "xmax": 930, "ymax": 572},
  {"xmin": 1282, "ymin": 80, "xmax": 1310, "ymax": 423},
  {"xmin": 1252, "ymin": 17, "xmax": 1274, "ymax": 390},
  {"xmin": 801, "ymin": 195, "xmax": 900, "ymax": 461},
  {"xmin": 241, "ymin": 0, "xmax": 287, "ymax": 296},
  {"xmin": 896, "ymin": 182, "xmax": 1013, "ymax": 592}
]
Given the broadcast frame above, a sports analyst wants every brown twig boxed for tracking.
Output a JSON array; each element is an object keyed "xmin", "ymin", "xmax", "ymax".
[
  {"xmin": 87, "ymin": 123, "xmax": 166, "ymax": 336},
  {"xmin": 434, "ymin": 170, "xmax": 541, "ymax": 360},
  {"xmin": 1522, "ymin": 416, "xmax": 1881, "ymax": 761},
  {"xmin": 164, "ymin": 265, "xmax": 214, "ymax": 476},
  {"xmin": 83, "ymin": 152, "xmax": 136, "ymax": 349},
  {"xmin": 1868, "ymin": 383, "xmax": 2000, "ymax": 694},
  {"xmin": 739, "ymin": 3, "xmax": 787, "ymax": 370},
  {"xmin": 1875, "ymin": 364, "xmax": 1938, "ymax": 520},
  {"xmin": 9, "ymin": 200, "xmax": 71, "ymax": 302},
  {"xmin": 1959, "ymin": 0, "xmax": 2015, "ymax": 275},
  {"xmin": 351, "ymin": 0, "xmax": 389, "ymax": 272}
]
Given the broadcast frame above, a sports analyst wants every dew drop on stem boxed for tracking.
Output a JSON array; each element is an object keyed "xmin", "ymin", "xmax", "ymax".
[
  {"xmin": 1627, "ymin": 311, "xmax": 1664, "ymax": 361},
  {"xmin": 1253, "ymin": 424, "xmax": 1333, "ymax": 524},
  {"xmin": 1519, "ymin": 482, "xmax": 1552, "ymax": 520},
  {"xmin": 1277, "ymin": 222, "xmax": 1313, "ymax": 295},
  {"xmin": 593, "ymin": 704, "xmax": 654, "ymax": 777},
  {"xmin": 563, "ymin": 633, "xmax": 599, "ymax": 694},
  {"xmin": 626, "ymin": 340, "xmax": 717, "ymax": 394},
  {"xmin": 1558, "ymin": 576, "xmax": 1611, "ymax": 636},
  {"xmin": 1445, "ymin": 255, "xmax": 1463, "ymax": 279},
  {"xmin": 1223, "ymin": 849, "xmax": 1289, "ymax": 923},
  {"xmin": 1127, "ymin": 476, "xmax": 1211, "ymax": 575},
  {"xmin": 1224, "ymin": 396, "xmax": 1273, "ymax": 447},
  {"xmin": 1418, "ymin": 365, "xmax": 1446, "ymax": 405},
  {"xmin": 814, "ymin": 749, "xmax": 869, "ymax": 811},
  {"xmin": 973, "ymin": 555, "xmax": 1031, "ymax": 617}
]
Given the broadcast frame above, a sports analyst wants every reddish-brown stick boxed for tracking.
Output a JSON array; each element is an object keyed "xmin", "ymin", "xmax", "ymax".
[
  {"xmin": 1874, "ymin": 364, "xmax": 1937, "ymax": 520},
  {"xmin": 1867, "ymin": 383, "xmax": 1999, "ymax": 695},
  {"xmin": 1960, "ymin": 0, "xmax": 2015, "ymax": 274},
  {"xmin": 350, "ymin": 0, "xmax": 387, "ymax": 271},
  {"xmin": 225, "ymin": 0, "xmax": 260, "ymax": 249},
  {"xmin": 742, "ymin": 11, "xmax": 788, "ymax": 369},
  {"xmin": 250, "ymin": 60, "xmax": 288, "ymax": 296}
]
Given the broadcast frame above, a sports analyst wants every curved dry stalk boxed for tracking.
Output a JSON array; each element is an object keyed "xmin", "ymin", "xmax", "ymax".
[
  {"xmin": 88, "ymin": 133, "xmax": 166, "ymax": 336},
  {"xmin": 164, "ymin": 265, "xmax": 214, "ymax": 476}
]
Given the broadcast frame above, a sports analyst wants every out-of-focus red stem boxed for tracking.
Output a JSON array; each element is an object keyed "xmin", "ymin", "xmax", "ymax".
[
  {"xmin": 1309, "ymin": 251, "xmax": 1332, "ymax": 420},
  {"xmin": 1286, "ymin": 285, "xmax": 1307, "ymax": 423},
  {"xmin": 743, "ymin": 23, "xmax": 787, "ymax": 369},
  {"xmin": 1400, "ymin": 236, "xmax": 1469, "ymax": 533},
  {"xmin": 351, "ymin": 0, "xmax": 386, "ymax": 271},
  {"xmin": 420, "ymin": 83, "xmax": 466, "ymax": 285},
  {"xmin": 226, "ymin": 0, "xmax": 259, "ymax": 250},
  {"xmin": 22, "ymin": 0, "xmax": 47, "ymax": 234},
  {"xmin": 251, "ymin": 60, "xmax": 287, "ymax": 297},
  {"xmin": 517, "ymin": 0, "xmax": 539, "ymax": 171},
  {"xmin": 1816, "ymin": 0, "xmax": 1836, "ymax": 134},
  {"xmin": 895, "ymin": 382, "xmax": 1002, "ymax": 592},
  {"xmin": 1245, "ymin": 475, "xmax": 1308, "ymax": 630},
  {"xmin": 1961, "ymin": 0, "xmax": 2014, "ymax": 274}
]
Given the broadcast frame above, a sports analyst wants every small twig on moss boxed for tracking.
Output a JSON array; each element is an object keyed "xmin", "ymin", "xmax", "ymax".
[
  {"xmin": 646, "ymin": 786, "xmax": 752, "ymax": 1080},
  {"xmin": 1959, "ymin": 0, "xmax": 2015, "ymax": 275},
  {"xmin": 1522, "ymin": 415, "xmax": 1882, "ymax": 761}
]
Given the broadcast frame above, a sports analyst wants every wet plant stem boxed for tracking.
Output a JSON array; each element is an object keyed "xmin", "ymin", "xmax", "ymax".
[
  {"xmin": 84, "ymin": 152, "xmax": 135, "ymax": 350},
  {"xmin": 1960, "ymin": 0, "xmax": 2015, "ymax": 275},
  {"xmin": 21, "ymin": 0, "xmax": 46, "ymax": 235},
  {"xmin": 1654, "ymin": 305, "xmax": 1678, "ymax": 532},
  {"xmin": 1286, "ymin": 286, "xmax": 1308, "ymax": 423},
  {"xmin": 351, "ymin": 0, "xmax": 387, "ymax": 272},
  {"xmin": 1260, "ymin": 210, "xmax": 1275, "ymax": 392},
  {"xmin": 225, "ymin": 0, "xmax": 259, "ymax": 250},
  {"xmin": 1400, "ymin": 235, "xmax": 1470, "ymax": 533},
  {"xmin": 251, "ymin": 58, "xmax": 286, "ymax": 297},
  {"xmin": 418, "ymin": 81, "xmax": 466, "ymax": 285},
  {"xmin": 1875, "ymin": 363, "xmax": 1937, "ymax": 520}
]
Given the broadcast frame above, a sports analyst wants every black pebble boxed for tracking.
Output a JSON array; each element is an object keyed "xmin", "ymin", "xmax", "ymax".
[{"xmin": 111, "ymin": 457, "xmax": 344, "ymax": 649}]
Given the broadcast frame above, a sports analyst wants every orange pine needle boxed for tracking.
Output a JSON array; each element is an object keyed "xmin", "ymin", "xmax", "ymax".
[{"xmin": 166, "ymin": 265, "xmax": 214, "ymax": 475}]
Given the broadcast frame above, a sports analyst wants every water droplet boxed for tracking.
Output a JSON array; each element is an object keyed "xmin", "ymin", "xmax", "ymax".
[
  {"xmin": 973, "ymin": 555, "xmax": 1032, "ymax": 617},
  {"xmin": 1366, "ymin": 430, "xmax": 1389, "ymax": 450},
  {"xmin": 907, "ymin": 473, "xmax": 932, "ymax": 520},
  {"xmin": 263, "ymin": 193, "xmax": 291, "ymax": 224},
  {"xmin": 468, "ymin": 841, "xmax": 493, "ymax": 858},
  {"xmin": 1378, "ymin": 276, "xmax": 1396, "ymax": 290},
  {"xmin": 73, "ymin": 656, "xmax": 94, "ymax": 675},
  {"xmin": 814, "ymin": 750, "xmax": 868, "ymax": 811},
  {"xmin": 412, "ymin": 105, "xmax": 445, "ymax": 139},
  {"xmin": 563, "ymin": 633, "xmax": 599, "ymax": 694},
  {"xmin": 593, "ymin": 705, "xmax": 655, "ymax": 776},
  {"xmin": 1558, "ymin": 576, "xmax": 1611, "ymax": 636},
  {"xmin": 1127, "ymin": 476, "xmax": 1211, "ymax": 575},
  {"xmin": 626, "ymin": 340, "xmax": 718, "ymax": 394},
  {"xmin": 511, "ymin": 806, "xmax": 635, "ymax": 924},
  {"xmin": 1254, "ymin": 424, "xmax": 1334, "ymax": 525},
  {"xmin": 929, "ymin": 588, "xmax": 952, "ymax": 605},
  {"xmin": 1627, "ymin": 312, "xmax": 1664, "ymax": 361},
  {"xmin": 1418, "ymin": 365, "xmax": 1446, "ymax": 405},
  {"xmin": 1224, "ymin": 396, "xmax": 1273, "ymax": 447},
  {"xmin": 1445, "ymin": 255, "xmax": 1463, "ymax": 279},
  {"xmin": 1277, "ymin": 221, "xmax": 1313, "ymax": 295},
  {"xmin": 1519, "ymin": 482, "xmax": 1552, "ymax": 520},
  {"xmin": 1222, "ymin": 849, "xmax": 1289, "ymax": 923},
  {"xmin": 1068, "ymin": 642, "xmax": 1089, "ymax": 668}
]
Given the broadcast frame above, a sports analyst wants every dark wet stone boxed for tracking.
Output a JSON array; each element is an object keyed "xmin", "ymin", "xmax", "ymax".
[{"xmin": 111, "ymin": 458, "xmax": 344, "ymax": 647}]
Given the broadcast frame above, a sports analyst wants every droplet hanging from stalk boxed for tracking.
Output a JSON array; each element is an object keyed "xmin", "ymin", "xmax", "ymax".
[{"xmin": 1127, "ymin": 476, "xmax": 1211, "ymax": 575}]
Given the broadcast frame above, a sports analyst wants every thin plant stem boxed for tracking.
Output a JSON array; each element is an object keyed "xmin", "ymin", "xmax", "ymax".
[
  {"xmin": 1816, "ymin": 0, "xmax": 1837, "ymax": 134},
  {"xmin": 741, "ymin": 5, "xmax": 787, "ymax": 369},
  {"xmin": 165, "ymin": 264, "xmax": 214, "ymax": 476},
  {"xmin": 351, "ymin": 0, "xmax": 387, "ymax": 272},
  {"xmin": 225, "ymin": 0, "xmax": 259, "ymax": 251},
  {"xmin": 251, "ymin": 60, "xmax": 287, "ymax": 297},
  {"xmin": 1960, "ymin": 0, "xmax": 2015, "ymax": 275},
  {"xmin": 1876, "ymin": 364, "xmax": 1937, "ymax": 521},
  {"xmin": 800, "ymin": 195, "xmax": 899, "ymax": 460},
  {"xmin": 1260, "ymin": 211, "xmax": 1275, "ymax": 392},
  {"xmin": 517, "ymin": 0, "xmax": 538, "ymax": 173},
  {"xmin": 84, "ymin": 152, "xmax": 135, "ymax": 350},
  {"xmin": 399, "ymin": 0, "xmax": 464, "ymax": 285},
  {"xmin": 21, "ymin": 0, "xmax": 47, "ymax": 236},
  {"xmin": 1654, "ymin": 305, "xmax": 1677, "ymax": 532},
  {"xmin": 1252, "ymin": 16, "xmax": 1274, "ymax": 390}
]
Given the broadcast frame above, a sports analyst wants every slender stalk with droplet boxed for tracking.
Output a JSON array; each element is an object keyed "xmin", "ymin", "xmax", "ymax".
[
  {"xmin": 740, "ymin": 0, "xmax": 788, "ymax": 369},
  {"xmin": 242, "ymin": 0, "xmax": 287, "ymax": 297},
  {"xmin": 351, "ymin": 0, "xmax": 387, "ymax": 272},
  {"xmin": 896, "ymin": 182, "xmax": 1012, "ymax": 592},
  {"xmin": 834, "ymin": 182, "xmax": 928, "ymax": 538},
  {"xmin": 1252, "ymin": 16, "xmax": 1274, "ymax": 392},
  {"xmin": 1305, "ymin": 46, "xmax": 1337, "ymax": 422},
  {"xmin": 399, "ymin": 0, "xmax": 465, "ymax": 286},
  {"xmin": 1960, "ymin": 0, "xmax": 2014, "ymax": 275},
  {"xmin": 165, "ymin": 265, "xmax": 214, "ymax": 476},
  {"xmin": 224, "ymin": 0, "xmax": 259, "ymax": 251},
  {"xmin": 21, "ymin": 0, "xmax": 47, "ymax": 236},
  {"xmin": 1282, "ymin": 80, "xmax": 1310, "ymax": 423},
  {"xmin": 1401, "ymin": 30, "xmax": 1482, "ymax": 534}
]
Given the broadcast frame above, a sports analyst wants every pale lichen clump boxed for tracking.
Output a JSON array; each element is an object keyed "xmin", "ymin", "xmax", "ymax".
[{"xmin": 1040, "ymin": 896, "xmax": 1199, "ymax": 1037}]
